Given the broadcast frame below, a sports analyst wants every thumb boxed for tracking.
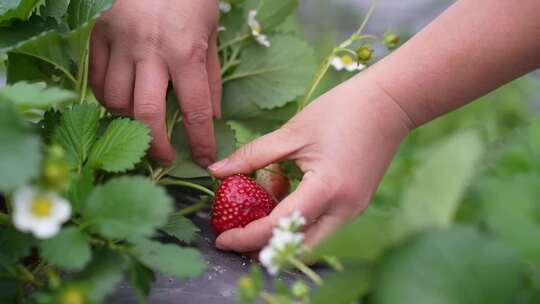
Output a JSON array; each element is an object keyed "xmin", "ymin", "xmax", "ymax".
[{"xmin": 208, "ymin": 128, "xmax": 300, "ymax": 178}]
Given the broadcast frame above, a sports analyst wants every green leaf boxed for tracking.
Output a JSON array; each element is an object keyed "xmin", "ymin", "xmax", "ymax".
[
  {"xmin": 161, "ymin": 214, "xmax": 200, "ymax": 243},
  {"xmin": 74, "ymin": 249, "xmax": 127, "ymax": 302},
  {"xmin": 530, "ymin": 116, "xmax": 540, "ymax": 153},
  {"xmin": 128, "ymin": 260, "xmax": 155, "ymax": 303},
  {"xmin": 40, "ymin": 108, "xmax": 61, "ymax": 143},
  {"xmin": 40, "ymin": 0, "xmax": 70, "ymax": 22},
  {"xmin": 67, "ymin": 0, "xmax": 113, "ymax": 29},
  {"xmin": 132, "ymin": 238, "xmax": 205, "ymax": 279},
  {"xmin": 312, "ymin": 207, "xmax": 396, "ymax": 262},
  {"xmin": 84, "ymin": 176, "xmax": 173, "ymax": 239},
  {"xmin": 312, "ymin": 265, "xmax": 371, "ymax": 304},
  {"xmin": 373, "ymin": 226, "xmax": 524, "ymax": 304},
  {"xmin": 222, "ymin": 34, "xmax": 316, "ymax": 119},
  {"xmin": 243, "ymin": 0, "xmax": 298, "ymax": 31},
  {"xmin": 392, "ymin": 131, "xmax": 484, "ymax": 238},
  {"xmin": 66, "ymin": 166, "xmax": 93, "ymax": 213},
  {"xmin": 87, "ymin": 118, "xmax": 151, "ymax": 173},
  {"xmin": 39, "ymin": 227, "xmax": 91, "ymax": 270},
  {"xmin": 6, "ymin": 52, "xmax": 61, "ymax": 85},
  {"xmin": 0, "ymin": 81, "xmax": 75, "ymax": 111},
  {"xmin": 0, "ymin": 0, "xmax": 43, "ymax": 22},
  {"xmin": 0, "ymin": 227, "xmax": 34, "ymax": 266},
  {"xmin": 477, "ymin": 174, "xmax": 540, "ymax": 265},
  {"xmin": 0, "ymin": 102, "xmax": 41, "ymax": 191},
  {"xmin": 227, "ymin": 102, "xmax": 295, "ymax": 145},
  {"xmin": 170, "ymin": 120, "xmax": 236, "ymax": 178},
  {"xmin": 53, "ymin": 104, "xmax": 100, "ymax": 167}
]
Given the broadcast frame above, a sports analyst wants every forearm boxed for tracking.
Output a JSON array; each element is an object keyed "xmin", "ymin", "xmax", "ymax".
[{"xmin": 365, "ymin": 0, "xmax": 540, "ymax": 128}]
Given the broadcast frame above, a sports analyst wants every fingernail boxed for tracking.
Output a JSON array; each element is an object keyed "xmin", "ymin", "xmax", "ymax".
[
  {"xmin": 197, "ymin": 157, "xmax": 213, "ymax": 168},
  {"xmin": 208, "ymin": 158, "xmax": 229, "ymax": 172}
]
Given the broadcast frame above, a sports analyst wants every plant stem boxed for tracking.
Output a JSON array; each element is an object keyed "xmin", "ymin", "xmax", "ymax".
[
  {"xmin": 297, "ymin": 1, "xmax": 378, "ymax": 112},
  {"xmin": 287, "ymin": 256, "xmax": 323, "ymax": 286},
  {"xmin": 354, "ymin": 1, "xmax": 378, "ymax": 37},
  {"xmin": 260, "ymin": 292, "xmax": 281, "ymax": 304},
  {"xmin": 16, "ymin": 264, "xmax": 41, "ymax": 287},
  {"xmin": 158, "ymin": 178, "xmax": 215, "ymax": 197},
  {"xmin": 221, "ymin": 46, "xmax": 242, "ymax": 77},
  {"xmin": 76, "ymin": 37, "xmax": 91, "ymax": 104},
  {"xmin": 175, "ymin": 197, "xmax": 211, "ymax": 217},
  {"xmin": 297, "ymin": 58, "xmax": 331, "ymax": 112},
  {"xmin": 219, "ymin": 34, "xmax": 250, "ymax": 51}
]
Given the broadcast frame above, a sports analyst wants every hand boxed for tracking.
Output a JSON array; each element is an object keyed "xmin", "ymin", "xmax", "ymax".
[
  {"xmin": 89, "ymin": 0, "xmax": 221, "ymax": 166},
  {"xmin": 209, "ymin": 76, "xmax": 411, "ymax": 252}
]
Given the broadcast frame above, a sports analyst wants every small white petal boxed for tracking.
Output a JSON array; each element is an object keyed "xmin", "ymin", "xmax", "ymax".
[
  {"xmin": 254, "ymin": 33, "xmax": 270, "ymax": 47},
  {"xmin": 357, "ymin": 63, "xmax": 366, "ymax": 71},
  {"xmin": 330, "ymin": 57, "xmax": 345, "ymax": 71},
  {"xmin": 248, "ymin": 10, "xmax": 258, "ymax": 29},
  {"xmin": 218, "ymin": 26, "xmax": 227, "ymax": 32},
  {"xmin": 345, "ymin": 63, "xmax": 359, "ymax": 72},
  {"xmin": 219, "ymin": 1, "xmax": 231, "ymax": 13},
  {"xmin": 51, "ymin": 197, "xmax": 71, "ymax": 222},
  {"xmin": 32, "ymin": 221, "xmax": 60, "ymax": 239}
]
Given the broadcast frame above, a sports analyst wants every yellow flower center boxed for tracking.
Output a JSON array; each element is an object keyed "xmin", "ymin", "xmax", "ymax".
[
  {"xmin": 251, "ymin": 23, "xmax": 261, "ymax": 34},
  {"xmin": 31, "ymin": 196, "xmax": 53, "ymax": 218},
  {"xmin": 340, "ymin": 54, "xmax": 354, "ymax": 66},
  {"xmin": 61, "ymin": 289, "xmax": 84, "ymax": 304}
]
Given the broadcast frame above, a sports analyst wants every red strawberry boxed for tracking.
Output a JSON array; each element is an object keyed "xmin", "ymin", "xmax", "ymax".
[
  {"xmin": 255, "ymin": 163, "xmax": 291, "ymax": 201},
  {"xmin": 211, "ymin": 174, "xmax": 278, "ymax": 235}
]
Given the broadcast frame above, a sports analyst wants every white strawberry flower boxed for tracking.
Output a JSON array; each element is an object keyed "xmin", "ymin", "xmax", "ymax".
[
  {"xmin": 330, "ymin": 53, "xmax": 365, "ymax": 72},
  {"xmin": 12, "ymin": 187, "xmax": 71, "ymax": 239},
  {"xmin": 247, "ymin": 10, "xmax": 271, "ymax": 48},
  {"xmin": 219, "ymin": 1, "xmax": 231, "ymax": 13},
  {"xmin": 259, "ymin": 211, "xmax": 306, "ymax": 276},
  {"xmin": 278, "ymin": 210, "xmax": 306, "ymax": 231}
]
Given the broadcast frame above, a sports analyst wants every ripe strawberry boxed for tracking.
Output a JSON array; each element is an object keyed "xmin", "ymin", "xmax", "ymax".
[
  {"xmin": 255, "ymin": 163, "xmax": 291, "ymax": 201},
  {"xmin": 211, "ymin": 174, "xmax": 278, "ymax": 235}
]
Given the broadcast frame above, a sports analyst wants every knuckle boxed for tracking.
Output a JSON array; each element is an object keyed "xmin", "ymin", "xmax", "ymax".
[
  {"xmin": 178, "ymin": 39, "xmax": 208, "ymax": 64},
  {"xmin": 183, "ymin": 108, "xmax": 212, "ymax": 127},
  {"xmin": 134, "ymin": 102, "xmax": 161, "ymax": 120}
]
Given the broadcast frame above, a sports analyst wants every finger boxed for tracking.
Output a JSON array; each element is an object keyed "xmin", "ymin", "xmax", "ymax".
[
  {"xmin": 208, "ymin": 128, "xmax": 302, "ymax": 178},
  {"xmin": 170, "ymin": 41, "xmax": 216, "ymax": 167},
  {"xmin": 207, "ymin": 30, "xmax": 222, "ymax": 119},
  {"xmin": 103, "ymin": 45, "xmax": 134, "ymax": 116},
  {"xmin": 134, "ymin": 58, "xmax": 174, "ymax": 164},
  {"xmin": 89, "ymin": 24, "xmax": 110, "ymax": 103},
  {"xmin": 302, "ymin": 213, "xmax": 344, "ymax": 250},
  {"xmin": 216, "ymin": 172, "xmax": 331, "ymax": 252}
]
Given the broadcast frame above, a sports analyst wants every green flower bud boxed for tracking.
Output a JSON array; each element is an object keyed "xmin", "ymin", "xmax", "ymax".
[
  {"xmin": 238, "ymin": 275, "xmax": 259, "ymax": 302},
  {"xmin": 356, "ymin": 44, "xmax": 374, "ymax": 62},
  {"xmin": 291, "ymin": 281, "xmax": 309, "ymax": 298},
  {"xmin": 383, "ymin": 32, "xmax": 400, "ymax": 49},
  {"xmin": 60, "ymin": 288, "xmax": 85, "ymax": 304},
  {"xmin": 42, "ymin": 160, "xmax": 70, "ymax": 191}
]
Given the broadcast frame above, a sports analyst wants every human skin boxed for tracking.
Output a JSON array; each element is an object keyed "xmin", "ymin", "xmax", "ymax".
[
  {"xmin": 89, "ymin": 0, "xmax": 221, "ymax": 166},
  {"xmin": 209, "ymin": 0, "xmax": 540, "ymax": 253}
]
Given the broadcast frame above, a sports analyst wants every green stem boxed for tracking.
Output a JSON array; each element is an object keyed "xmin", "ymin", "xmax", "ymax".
[
  {"xmin": 354, "ymin": 1, "xmax": 378, "ymax": 37},
  {"xmin": 260, "ymin": 292, "xmax": 281, "ymax": 304},
  {"xmin": 175, "ymin": 197, "xmax": 211, "ymax": 217},
  {"xmin": 76, "ymin": 32, "xmax": 91, "ymax": 104},
  {"xmin": 16, "ymin": 264, "xmax": 41, "ymax": 287},
  {"xmin": 219, "ymin": 34, "xmax": 250, "ymax": 51},
  {"xmin": 297, "ymin": 57, "xmax": 331, "ymax": 112},
  {"xmin": 297, "ymin": 1, "xmax": 378, "ymax": 112},
  {"xmin": 158, "ymin": 178, "xmax": 215, "ymax": 197},
  {"xmin": 221, "ymin": 46, "xmax": 242, "ymax": 77},
  {"xmin": 287, "ymin": 256, "xmax": 323, "ymax": 286}
]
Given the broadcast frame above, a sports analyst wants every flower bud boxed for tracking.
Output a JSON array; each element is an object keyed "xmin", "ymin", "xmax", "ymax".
[
  {"xmin": 356, "ymin": 44, "xmax": 374, "ymax": 62},
  {"xmin": 383, "ymin": 32, "xmax": 400, "ymax": 49}
]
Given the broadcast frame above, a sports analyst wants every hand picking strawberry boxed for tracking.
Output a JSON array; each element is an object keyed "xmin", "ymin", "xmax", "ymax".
[{"xmin": 209, "ymin": 0, "xmax": 540, "ymax": 253}]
